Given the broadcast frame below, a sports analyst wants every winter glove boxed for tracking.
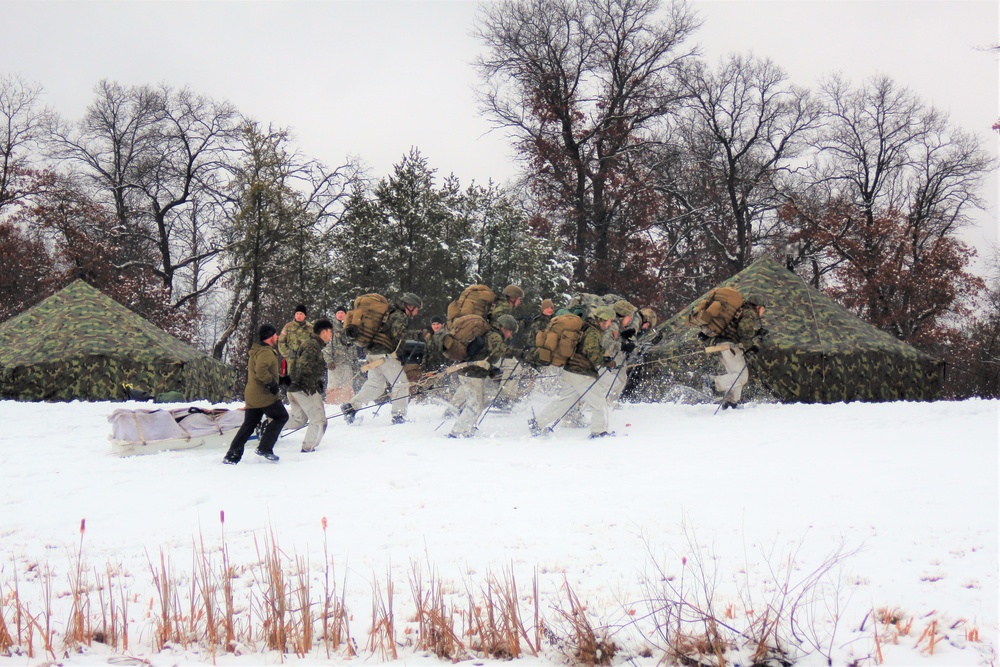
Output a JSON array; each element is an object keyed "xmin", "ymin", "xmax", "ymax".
[
  {"xmin": 621, "ymin": 340, "xmax": 636, "ymax": 355},
  {"xmin": 757, "ymin": 328, "xmax": 769, "ymax": 338},
  {"xmin": 697, "ymin": 331, "xmax": 710, "ymax": 342},
  {"xmin": 488, "ymin": 366, "xmax": 503, "ymax": 380},
  {"xmin": 265, "ymin": 381, "xmax": 279, "ymax": 395},
  {"xmin": 278, "ymin": 375, "xmax": 292, "ymax": 386},
  {"xmin": 326, "ymin": 361, "xmax": 337, "ymax": 370},
  {"xmin": 620, "ymin": 328, "xmax": 636, "ymax": 340}
]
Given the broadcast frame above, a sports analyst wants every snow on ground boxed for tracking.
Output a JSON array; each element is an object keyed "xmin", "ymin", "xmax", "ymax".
[{"xmin": 0, "ymin": 395, "xmax": 996, "ymax": 666}]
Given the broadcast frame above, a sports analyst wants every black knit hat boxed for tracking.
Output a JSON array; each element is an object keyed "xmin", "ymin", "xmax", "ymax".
[
  {"xmin": 259, "ymin": 324, "xmax": 278, "ymax": 342},
  {"xmin": 294, "ymin": 303, "xmax": 308, "ymax": 316},
  {"xmin": 335, "ymin": 305, "xmax": 348, "ymax": 314},
  {"xmin": 431, "ymin": 315, "xmax": 446, "ymax": 325}
]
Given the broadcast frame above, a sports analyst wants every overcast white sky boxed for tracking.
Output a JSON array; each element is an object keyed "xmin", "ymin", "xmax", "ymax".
[{"xmin": 4, "ymin": 0, "xmax": 998, "ymax": 253}]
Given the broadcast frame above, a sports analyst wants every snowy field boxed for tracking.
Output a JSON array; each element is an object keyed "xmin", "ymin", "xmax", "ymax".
[{"xmin": 0, "ymin": 395, "xmax": 996, "ymax": 666}]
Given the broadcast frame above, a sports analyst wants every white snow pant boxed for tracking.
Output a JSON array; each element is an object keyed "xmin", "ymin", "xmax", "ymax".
[
  {"xmin": 714, "ymin": 344, "xmax": 749, "ymax": 403},
  {"xmin": 494, "ymin": 357, "xmax": 523, "ymax": 405},
  {"xmin": 326, "ymin": 364, "xmax": 355, "ymax": 404},
  {"xmin": 451, "ymin": 375, "xmax": 486, "ymax": 437},
  {"xmin": 351, "ymin": 354, "xmax": 409, "ymax": 417},
  {"xmin": 604, "ymin": 353, "xmax": 628, "ymax": 404},
  {"xmin": 535, "ymin": 370, "xmax": 609, "ymax": 436},
  {"xmin": 285, "ymin": 390, "xmax": 328, "ymax": 451}
]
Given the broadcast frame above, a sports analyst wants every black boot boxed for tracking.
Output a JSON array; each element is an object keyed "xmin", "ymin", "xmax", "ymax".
[{"xmin": 341, "ymin": 402, "xmax": 356, "ymax": 424}]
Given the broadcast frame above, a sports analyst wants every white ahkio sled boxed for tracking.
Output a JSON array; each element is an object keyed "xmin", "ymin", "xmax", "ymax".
[{"xmin": 107, "ymin": 406, "xmax": 245, "ymax": 457}]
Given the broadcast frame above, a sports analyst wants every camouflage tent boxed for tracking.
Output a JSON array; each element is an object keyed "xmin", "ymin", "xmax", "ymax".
[
  {"xmin": 632, "ymin": 255, "xmax": 944, "ymax": 403},
  {"xmin": 0, "ymin": 280, "xmax": 235, "ymax": 402}
]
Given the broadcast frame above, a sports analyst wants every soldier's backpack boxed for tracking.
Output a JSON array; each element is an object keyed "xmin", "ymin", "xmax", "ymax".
[
  {"xmin": 687, "ymin": 287, "xmax": 743, "ymax": 336},
  {"xmin": 441, "ymin": 314, "xmax": 492, "ymax": 362},
  {"xmin": 343, "ymin": 293, "xmax": 391, "ymax": 346},
  {"xmin": 533, "ymin": 313, "xmax": 585, "ymax": 367},
  {"xmin": 448, "ymin": 285, "xmax": 496, "ymax": 324}
]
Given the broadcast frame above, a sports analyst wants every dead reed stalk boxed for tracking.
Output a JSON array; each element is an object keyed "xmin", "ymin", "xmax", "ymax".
[
  {"xmin": 146, "ymin": 547, "xmax": 181, "ymax": 651},
  {"xmin": 367, "ymin": 566, "xmax": 397, "ymax": 660},
  {"xmin": 253, "ymin": 527, "xmax": 289, "ymax": 652},
  {"xmin": 408, "ymin": 559, "xmax": 466, "ymax": 661},
  {"xmin": 293, "ymin": 554, "xmax": 313, "ymax": 656}
]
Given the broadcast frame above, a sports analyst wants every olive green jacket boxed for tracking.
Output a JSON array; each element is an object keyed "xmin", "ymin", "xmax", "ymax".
[{"xmin": 244, "ymin": 342, "xmax": 282, "ymax": 408}]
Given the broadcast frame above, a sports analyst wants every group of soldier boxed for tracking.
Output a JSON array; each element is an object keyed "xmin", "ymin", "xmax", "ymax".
[{"xmin": 222, "ymin": 282, "xmax": 766, "ymax": 464}]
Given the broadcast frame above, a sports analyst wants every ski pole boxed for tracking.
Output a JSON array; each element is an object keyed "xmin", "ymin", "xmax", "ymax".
[
  {"xmin": 713, "ymin": 353, "xmax": 749, "ymax": 416},
  {"xmin": 475, "ymin": 357, "xmax": 523, "ymax": 429},
  {"xmin": 549, "ymin": 372, "xmax": 603, "ymax": 430}
]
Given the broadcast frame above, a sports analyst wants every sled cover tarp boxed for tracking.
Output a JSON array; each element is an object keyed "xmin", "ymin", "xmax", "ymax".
[
  {"xmin": 0, "ymin": 280, "xmax": 234, "ymax": 402},
  {"xmin": 636, "ymin": 256, "xmax": 944, "ymax": 403}
]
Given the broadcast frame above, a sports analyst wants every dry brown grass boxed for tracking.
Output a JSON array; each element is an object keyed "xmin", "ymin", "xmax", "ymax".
[
  {"xmin": 408, "ymin": 559, "xmax": 467, "ymax": 661},
  {"xmin": 548, "ymin": 576, "xmax": 616, "ymax": 667},
  {"xmin": 367, "ymin": 566, "xmax": 397, "ymax": 660}
]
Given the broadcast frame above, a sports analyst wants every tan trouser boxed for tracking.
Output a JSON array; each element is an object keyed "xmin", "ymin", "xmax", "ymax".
[
  {"xmin": 351, "ymin": 354, "xmax": 409, "ymax": 417},
  {"xmin": 326, "ymin": 366, "xmax": 355, "ymax": 404},
  {"xmin": 286, "ymin": 390, "xmax": 328, "ymax": 451},
  {"xmin": 451, "ymin": 375, "xmax": 486, "ymax": 436},
  {"xmin": 714, "ymin": 344, "xmax": 749, "ymax": 403},
  {"xmin": 535, "ymin": 370, "xmax": 609, "ymax": 435}
]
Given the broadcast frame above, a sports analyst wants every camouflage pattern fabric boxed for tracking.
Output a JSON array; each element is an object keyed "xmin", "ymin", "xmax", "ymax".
[
  {"xmin": 630, "ymin": 255, "xmax": 944, "ymax": 403},
  {"xmin": 565, "ymin": 322, "xmax": 605, "ymax": 379},
  {"xmin": 458, "ymin": 327, "xmax": 508, "ymax": 379},
  {"xmin": 288, "ymin": 332, "xmax": 327, "ymax": 395},
  {"xmin": 0, "ymin": 280, "xmax": 234, "ymax": 402},
  {"xmin": 278, "ymin": 319, "xmax": 312, "ymax": 376}
]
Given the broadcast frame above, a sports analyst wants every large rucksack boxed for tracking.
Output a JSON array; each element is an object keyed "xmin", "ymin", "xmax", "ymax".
[
  {"xmin": 441, "ymin": 314, "xmax": 492, "ymax": 362},
  {"xmin": 343, "ymin": 293, "xmax": 390, "ymax": 346},
  {"xmin": 533, "ymin": 313, "xmax": 585, "ymax": 367},
  {"xmin": 447, "ymin": 285, "xmax": 496, "ymax": 325},
  {"xmin": 687, "ymin": 287, "xmax": 743, "ymax": 337}
]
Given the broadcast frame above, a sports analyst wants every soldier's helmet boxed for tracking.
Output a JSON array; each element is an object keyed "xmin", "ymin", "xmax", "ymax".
[
  {"xmin": 744, "ymin": 292, "xmax": 768, "ymax": 308},
  {"xmin": 639, "ymin": 307, "xmax": 658, "ymax": 328},
  {"xmin": 593, "ymin": 306, "xmax": 616, "ymax": 322},
  {"xmin": 613, "ymin": 299, "xmax": 636, "ymax": 318},
  {"xmin": 496, "ymin": 314, "xmax": 519, "ymax": 333},
  {"xmin": 503, "ymin": 285, "xmax": 525, "ymax": 300},
  {"xmin": 398, "ymin": 292, "xmax": 423, "ymax": 309}
]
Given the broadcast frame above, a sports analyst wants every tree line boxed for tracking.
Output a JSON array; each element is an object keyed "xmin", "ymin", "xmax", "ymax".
[{"xmin": 1, "ymin": 0, "xmax": 997, "ymax": 397}]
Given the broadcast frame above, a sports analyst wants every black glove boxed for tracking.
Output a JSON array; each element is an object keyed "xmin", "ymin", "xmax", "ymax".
[
  {"xmin": 697, "ymin": 331, "xmax": 710, "ymax": 342},
  {"xmin": 746, "ymin": 344, "xmax": 760, "ymax": 355},
  {"xmin": 278, "ymin": 375, "xmax": 292, "ymax": 386},
  {"xmin": 621, "ymin": 340, "xmax": 636, "ymax": 355},
  {"xmin": 265, "ymin": 380, "xmax": 279, "ymax": 395},
  {"xmin": 620, "ymin": 328, "xmax": 636, "ymax": 340},
  {"xmin": 488, "ymin": 366, "xmax": 503, "ymax": 379},
  {"xmin": 757, "ymin": 328, "xmax": 769, "ymax": 338}
]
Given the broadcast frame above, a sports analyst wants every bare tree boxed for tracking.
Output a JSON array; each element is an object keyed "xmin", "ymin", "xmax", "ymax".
[
  {"xmin": 791, "ymin": 74, "xmax": 996, "ymax": 345},
  {"xmin": 0, "ymin": 73, "xmax": 52, "ymax": 216},
  {"xmin": 675, "ymin": 53, "xmax": 822, "ymax": 271},
  {"xmin": 475, "ymin": 0, "xmax": 699, "ymax": 292},
  {"xmin": 48, "ymin": 80, "xmax": 243, "ymax": 309}
]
